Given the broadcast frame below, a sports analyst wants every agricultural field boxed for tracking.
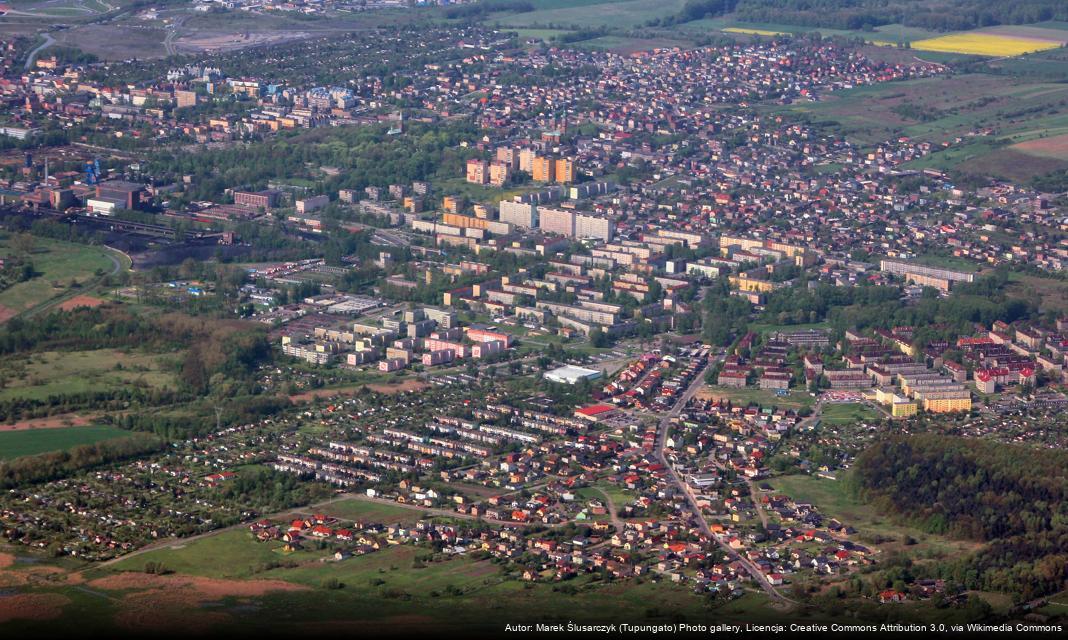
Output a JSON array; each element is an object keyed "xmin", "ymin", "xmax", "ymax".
[
  {"xmin": 0, "ymin": 233, "xmax": 124, "ymax": 321},
  {"xmin": 493, "ymin": 0, "xmax": 686, "ymax": 30},
  {"xmin": 911, "ymin": 32, "xmax": 1064, "ymax": 58},
  {"xmin": 779, "ymin": 68, "xmax": 1068, "ymax": 181},
  {"xmin": 682, "ymin": 18, "xmax": 942, "ymax": 46},
  {"xmin": 0, "ymin": 349, "xmax": 177, "ymax": 403},
  {"xmin": 0, "ymin": 424, "xmax": 133, "ymax": 460}
]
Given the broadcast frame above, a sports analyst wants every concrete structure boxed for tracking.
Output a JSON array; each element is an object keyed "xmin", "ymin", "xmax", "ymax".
[{"xmin": 544, "ymin": 365, "xmax": 603, "ymax": 385}]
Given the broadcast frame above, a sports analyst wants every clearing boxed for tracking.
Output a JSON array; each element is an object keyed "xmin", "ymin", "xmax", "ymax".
[
  {"xmin": 767, "ymin": 472, "xmax": 982, "ymax": 559},
  {"xmin": 0, "ymin": 234, "xmax": 122, "ymax": 319},
  {"xmin": 0, "ymin": 348, "xmax": 176, "ymax": 403}
]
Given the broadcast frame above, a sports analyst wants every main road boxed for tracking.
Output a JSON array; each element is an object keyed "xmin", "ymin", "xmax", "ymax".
[{"xmin": 652, "ymin": 351, "xmax": 794, "ymax": 605}]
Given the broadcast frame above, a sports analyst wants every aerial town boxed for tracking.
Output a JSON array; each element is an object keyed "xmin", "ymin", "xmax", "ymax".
[{"xmin": 0, "ymin": 0, "xmax": 1066, "ymax": 636}]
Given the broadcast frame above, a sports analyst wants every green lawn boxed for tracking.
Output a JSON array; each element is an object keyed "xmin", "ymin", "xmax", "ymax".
[
  {"xmin": 0, "ymin": 349, "xmax": 176, "ymax": 403},
  {"xmin": 104, "ymin": 529, "xmax": 316, "ymax": 579},
  {"xmin": 701, "ymin": 386, "xmax": 815, "ymax": 411},
  {"xmin": 0, "ymin": 424, "xmax": 133, "ymax": 460},
  {"xmin": 0, "ymin": 233, "xmax": 123, "ymax": 317},
  {"xmin": 577, "ymin": 482, "xmax": 636, "ymax": 509},
  {"xmin": 819, "ymin": 403, "xmax": 882, "ymax": 426}
]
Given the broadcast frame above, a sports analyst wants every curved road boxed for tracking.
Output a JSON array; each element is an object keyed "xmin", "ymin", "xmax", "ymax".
[{"xmin": 24, "ymin": 33, "xmax": 56, "ymax": 71}]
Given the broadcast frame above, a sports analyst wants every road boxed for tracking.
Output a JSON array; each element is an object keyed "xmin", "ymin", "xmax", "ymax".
[
  {"xmin": 653, "ymin": 353, "xmax": 793, "ymax": 605},
  {"xmin": 24, "ymin": 33, "xmax": 56, "ymax": 71}
]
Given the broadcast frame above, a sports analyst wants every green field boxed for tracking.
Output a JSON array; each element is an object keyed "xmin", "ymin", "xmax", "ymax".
[
  {"xmin": 0, "ymin": 424, "xmax": 133, "ymax": 460},
  {"xmin": 1006, "ymin": 272, "xmax": 1068, "ymax": 314},
  {"xmin": 767, "ymin": 472, "xmax": 980, "ymax": 558},
  {"xmin": 904, "ymin": 254, "xmax": 982, "ymax": 272},
  {"xmin": 493, "ymin": 0, "xmax": 686, "ymax": 30},
  {"xmin": 819, "ymin": 402, "xmax": 881, "ymax": 426},
  {"xmin": 0, "ymin": 233, "xmax": 123, "ymax": 319},
  {"xmin": 106, "ymin": 529, "xmax": 331, "ymax": 579},
  {"xmin": 701, "ymin": 386, "xmax": 815, "ymax": 411},
  {"xmin": 0, "ymin": 349, "xmax": 176, "ymax": 403},
  {"xmin": 777, "ymin": 71, "xmax": 1068, "ymax": 182},
  {"xmin": 682, "ymin": 19, "xmax": 942, "ymax": 45},
  {"xmin": 95, "ymin": 532, "xmax": 731, "ymax": 628}
]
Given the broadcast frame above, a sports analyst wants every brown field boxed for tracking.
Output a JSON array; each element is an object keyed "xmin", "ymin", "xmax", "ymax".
[
  {"xmin": 0, "ymin": 592, "xmax": 69, "ymax": 624},
  {"xmin": 175, "ymin": 30, "xmax": 310, "ymax": 54},
  {"xmin": 1013, "ymin": 133, "xmax": 1068, "ymax": 159},
  {"xmin": 54, "ymin": 24, "xmax": 170, "ymax": 60},
  {"xmin": 88, "ymin": 572, "xmax": 308, "ymax": 632},
  {"xmin": 975, "ymin": 25, "xmax": 1068, "ymax": 44},
  {"xmin": 289, "ymin": 379, "xmax": 428, "ymax": 402},
  {"xmin": 56, "ymin": 294, "xmax": 106, "ymax": 311},
  {"xmin": 965, "ymin": 148, "xmax": 1068, "ymax": 182},
  {"xmin": 0, "ymin": 413, "xmax": 95, "ymax": 432},
  {"xmin": 89, "ymin": 572, "xmax": 309, "ymax": 597},
  {"xmin": 0, "ymin": 304, "xmax": 14, "ymax": 323}
]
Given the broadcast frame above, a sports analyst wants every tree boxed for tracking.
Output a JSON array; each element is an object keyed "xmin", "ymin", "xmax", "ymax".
[{"xmin": 10, "ymin": 233, "xmax": 35, "ymax": 258}]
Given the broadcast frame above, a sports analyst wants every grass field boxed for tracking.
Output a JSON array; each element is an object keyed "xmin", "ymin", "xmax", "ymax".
[
  {"xmin": 493, "ymin": 0, "xmax": 686, "ymax": 30},
  {"xmin": 819, "ymin": 403, "xmax": 881, "ymax": 426},
  {"xmin": 767, "ymin": 472, "xmax": 981, "ymax": 559},
  {"xmin": 0, "ymin": 424, "xmax": 133, "ymax": 460},
  {"xmin": 905, "ymin": 254, "xmax": 982, "ymax": 272},
  {"xmin": 778, "ymin": 69, "xmax": 1068, "ymax": 181},
  {"xmin": 0, "ymin": 234, "xmax": 120, "ymax": 319},
  {"xmin": 314, "ymin": 498, "xmax": 427, "ymax": 525},
  {"xmin": 698, "ymin": 386, "xmax": 815, "ymax": 411},
  {"xmin": 0, "ymin": 349, "xmax": 176, "ymax": 403},
  {"xmin": 106, "ymin": 529, "xmax": 331, "ymax": 579},
  {"xmin": 1006, "ymin": 272, "xmax": 1068, "ymax": 314}
]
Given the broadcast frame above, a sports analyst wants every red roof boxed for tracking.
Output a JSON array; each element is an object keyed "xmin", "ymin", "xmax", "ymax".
[{"xmin": 575, "ymin": 404, "xmax": 615, "ymax": 417}]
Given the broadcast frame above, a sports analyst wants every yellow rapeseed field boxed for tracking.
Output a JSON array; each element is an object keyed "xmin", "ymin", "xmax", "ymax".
[
  {"xmin": 910, "ymin": 33, "xmax": 1063, "ymax": 57},
  {"xmin": 722, "ymin": 27, "xmax": 789, "ymax": 37}
]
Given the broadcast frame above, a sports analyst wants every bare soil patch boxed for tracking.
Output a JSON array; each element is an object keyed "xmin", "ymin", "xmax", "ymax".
[
  {"xmin": 57, "ymin": 294, "xmax": 106, "ymax": 311},
  {"xmin": 0, "ymin": 592, "xmax": 69, "ymax": 623},
  {"xmin": 89, "ymin": 572, "xmax": 309, "ymax": 633},
  {"xmin": 1014, "ymin": 133, "xmax": 1068, "ymax": 160},
  {"xmin": 0, "ymin": 413, "xmax": 95, "ymax": 432}
]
